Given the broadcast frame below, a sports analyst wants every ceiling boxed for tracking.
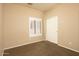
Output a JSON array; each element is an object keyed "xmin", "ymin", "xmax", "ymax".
[{"xmin": 19, "ymin": 3, "xmax": 57, "ymax": 12}]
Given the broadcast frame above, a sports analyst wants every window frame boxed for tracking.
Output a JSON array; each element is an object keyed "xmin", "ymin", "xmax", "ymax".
[{"xmin": 29, "ymin": 17, "xmax": 42, "ymax": 37}]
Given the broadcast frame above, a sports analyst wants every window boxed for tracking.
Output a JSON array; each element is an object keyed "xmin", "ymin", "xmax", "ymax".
[{"xmin": 29, "ymin": 17, "xmax": 42, "ymax": 37}]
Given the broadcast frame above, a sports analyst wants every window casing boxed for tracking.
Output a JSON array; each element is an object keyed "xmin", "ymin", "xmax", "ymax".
[{"xmin": 29, "ymin": 17, "xmax": 42, "ymax": 37}]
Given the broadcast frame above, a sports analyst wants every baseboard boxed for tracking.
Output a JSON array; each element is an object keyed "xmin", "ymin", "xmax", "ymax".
[
  {"xmin": 58, "ymin": 44, "xmax": 79, "ymax": 53},
  {"xmin": 4, "ymin": 40, "xmax": 44, "ymax": 50},
  {"xmin": 46, "ymin": 40, "xmax": 79, "ymax": 53},
  {"xmin": 45, "ymin": 40, "xmax": 58, "ymax": 45},
  {"xmin": 4, "ymin": 40, "xmax": 79, "ymax": 53}
]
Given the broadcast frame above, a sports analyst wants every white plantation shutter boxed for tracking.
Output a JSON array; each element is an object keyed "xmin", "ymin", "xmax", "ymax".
[{"xmin": 29, "ymin": 17, "xmax": 42, "ymax": 37}]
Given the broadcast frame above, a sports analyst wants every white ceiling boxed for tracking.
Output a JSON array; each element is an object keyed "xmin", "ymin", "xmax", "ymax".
[
  {"xmin": 28, "ymin": 3, "xmax": 57, "ymax": 12},
  {"xmin": 19, "ymin": 3, "xmax": 57, "ymax": 12}
]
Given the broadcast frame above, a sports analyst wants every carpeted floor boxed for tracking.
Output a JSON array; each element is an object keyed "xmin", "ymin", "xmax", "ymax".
[{"xmin": 3, "ymin": 41, "xmax": 79, "ymax": 56}]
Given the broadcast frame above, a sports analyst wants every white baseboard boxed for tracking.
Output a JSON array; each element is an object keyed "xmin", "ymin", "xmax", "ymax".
[
  {"xmin": 45, "ymin": 40, "xmax": 58, "ymax": 44},
  {"xmin": 4, "ymin": 40, "xmax": 44, "ymax": 50},
  {"xmin": 58, "ymin": 44, "xmax": 79, "ymax": 53},
  {"xmin": 46, "ymin": 40, "xmax": 79, "ymax": 53},
  {"xmin": 4, "ymin": 40, "xmax": 79, "ymax": 53}
]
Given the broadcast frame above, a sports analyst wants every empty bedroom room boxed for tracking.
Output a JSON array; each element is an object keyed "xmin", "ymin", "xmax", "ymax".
[{"xmin": 0, "ymin": 3, "xmax": 79, "ymax": 56}]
